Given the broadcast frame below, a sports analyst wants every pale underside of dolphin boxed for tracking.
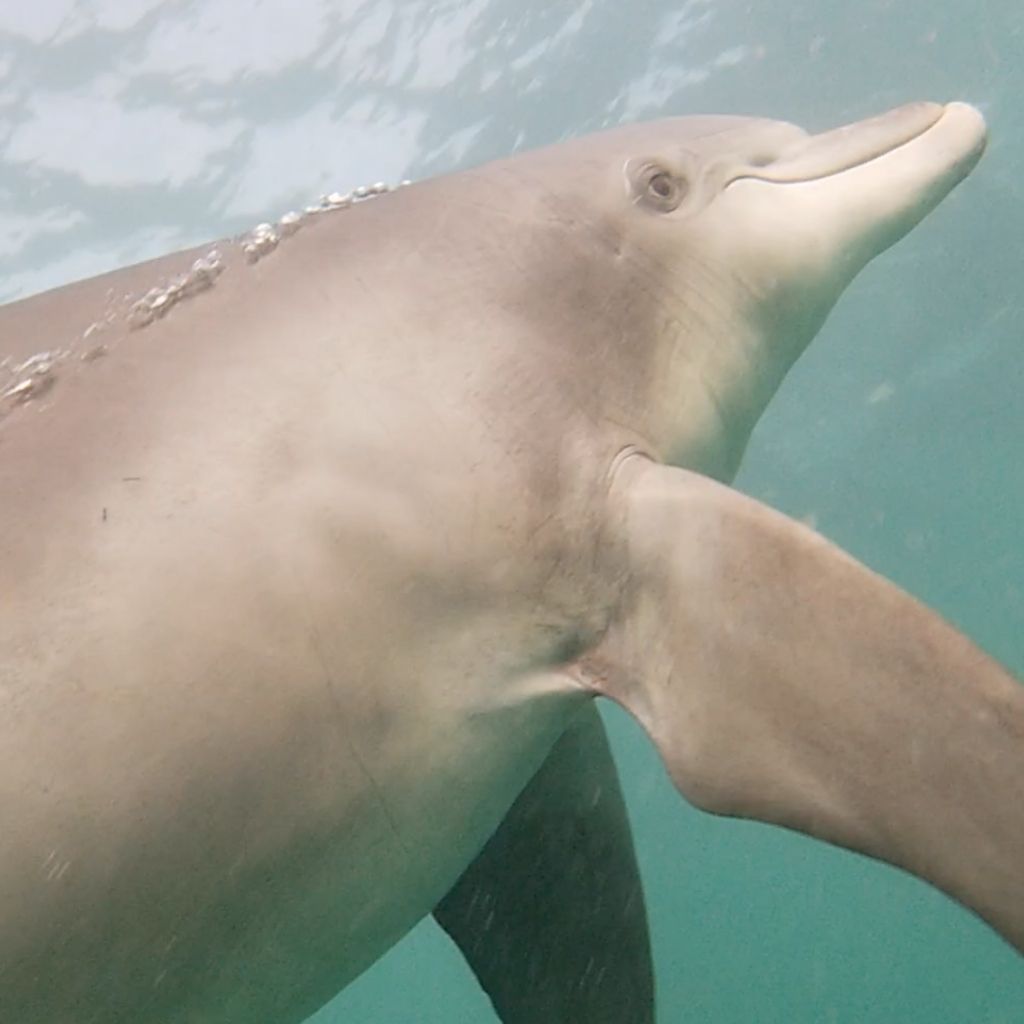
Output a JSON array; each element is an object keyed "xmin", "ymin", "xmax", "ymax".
[{"xmin": 0, "ymin": 100, "xmax": 1021, "ymax": 1023}]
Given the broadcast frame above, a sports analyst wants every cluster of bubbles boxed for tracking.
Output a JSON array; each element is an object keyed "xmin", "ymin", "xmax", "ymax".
[
  {"xmin": 0, "ymin": 350, "xmax": 62, "ymax": 408},
  {"xmin": 127, "ymin": 250, "xmax": 225, "ymax": 330},
  {"xmin": 0, "ymin": 176, "xmax": 412, "ymax": 420},
  {"xmin": 240, "ymin": 180, "xmax": 410, "ymax": 264}
]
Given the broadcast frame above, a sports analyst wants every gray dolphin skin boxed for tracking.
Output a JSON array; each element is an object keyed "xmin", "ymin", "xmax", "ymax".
[{"xmin": 1, "ymin": 100, "xmax": 1021, "ymax": 1022}]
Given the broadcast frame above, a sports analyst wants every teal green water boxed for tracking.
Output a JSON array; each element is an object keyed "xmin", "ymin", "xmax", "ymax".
[{"xmin": 2, "ymin": 1, "xmax": 1022, "ymax": 1020}]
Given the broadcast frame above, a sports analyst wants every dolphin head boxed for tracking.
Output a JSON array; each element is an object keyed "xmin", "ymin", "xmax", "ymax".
[
  {"xmin": 477, "ymin": 103, "xmax": 986, "ymax": 476},
  {"xmin": 672, "ymin": 102, "xmax": 988, "ymax": 354}
]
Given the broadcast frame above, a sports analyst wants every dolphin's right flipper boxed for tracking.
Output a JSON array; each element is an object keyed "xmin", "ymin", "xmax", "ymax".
[
  {"xmin": 434, "ymin": 703, "xmax": 654, "ymax": 1023},
  {"xmin": 579, "ymin": 457, "xmax": 1024, "ymax": 952}
]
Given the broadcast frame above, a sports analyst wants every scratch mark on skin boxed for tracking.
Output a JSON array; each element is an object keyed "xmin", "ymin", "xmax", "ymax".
[
  {"xmin": 301, "ymin": 599, "xmax": 411, "ymax": 858},
  {"xmin": 44, "ymin": 855, "xmax": 71, "ymax": 882}
]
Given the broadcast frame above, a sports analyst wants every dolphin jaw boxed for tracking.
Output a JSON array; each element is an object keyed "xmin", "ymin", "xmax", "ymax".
[
  {"xmin": 706, "ymin": 102, "xmax": 987, "ymax": 320},
  {"xmin": 725, "ymin": 102, "xmax": 985, "ymax": 188},
  {"xmin": 635, "ymin": 102, "xmax": 988, "ymax": 477},
  {"xmin": 732, "ymin": 102, "xmax": 946, "ymax": 185}
]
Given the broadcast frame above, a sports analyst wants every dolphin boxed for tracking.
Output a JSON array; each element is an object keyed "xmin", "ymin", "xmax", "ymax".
[{"xmin": 0, "ymin": 100, "xmax": 1021, "ymax": 1023}]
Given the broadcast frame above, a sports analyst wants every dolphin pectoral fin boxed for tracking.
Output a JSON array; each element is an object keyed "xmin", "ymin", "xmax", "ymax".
[
  {"xmin": 583, "ymin": 458, "xmax": 1024, "ymax": 952},
  {"xmin": 434, "ymin": 703, "xmax": 654, "ymax": 1023}
]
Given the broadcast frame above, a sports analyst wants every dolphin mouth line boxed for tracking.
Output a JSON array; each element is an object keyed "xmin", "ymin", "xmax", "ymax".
[{"xmin": 729, "ymin": 102, "xmax": 959, "ymax": 186}]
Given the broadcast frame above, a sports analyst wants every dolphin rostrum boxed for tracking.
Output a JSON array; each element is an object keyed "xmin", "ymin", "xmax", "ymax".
[{"xmin": 0, "ymin": 100, "xmax": 1020, "ymax": 1022}]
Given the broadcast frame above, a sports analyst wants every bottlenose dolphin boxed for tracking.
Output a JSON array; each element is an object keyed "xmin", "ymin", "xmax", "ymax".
[{"xmin": 0, "ymin": 100, "xmax": 1020, "ymax": 1023}]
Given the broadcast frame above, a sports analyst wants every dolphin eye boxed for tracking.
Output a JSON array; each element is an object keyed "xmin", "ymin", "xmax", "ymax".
[
  {"xmin": 633, "ymin": 163, "xmax": 687, "ymax": 212},
  {"xmin": 649, "ymin": 172, "xmax": 674, "ymax": 198}
]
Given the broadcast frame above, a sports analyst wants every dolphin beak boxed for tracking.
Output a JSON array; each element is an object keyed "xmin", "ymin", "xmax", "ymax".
[
  {"xmin": 718, "ymin": 102, "xmax": 987, "ymax": 288},
  {"xmin": 736, "ymin": 102, "xmax": 987, "ymax": 186}
]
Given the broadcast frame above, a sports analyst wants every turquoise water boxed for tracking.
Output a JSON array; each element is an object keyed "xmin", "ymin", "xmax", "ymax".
[{"xmin": 2, "ymin": 1, "xmax": 1022, "ymax": 1020}]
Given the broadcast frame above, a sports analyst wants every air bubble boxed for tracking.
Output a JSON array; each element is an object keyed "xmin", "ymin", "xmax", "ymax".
[{"xmin": 127, "ymin": 249, "xmax": 225, "ymax": 329}]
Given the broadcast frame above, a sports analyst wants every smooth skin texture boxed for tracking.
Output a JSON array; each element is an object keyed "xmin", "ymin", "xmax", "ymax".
[{"xmin": 0, "ymin": 101, "xmax": 1019, "ymax": 1022}]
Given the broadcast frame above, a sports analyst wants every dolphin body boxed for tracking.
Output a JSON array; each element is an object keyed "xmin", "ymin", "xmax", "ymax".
[{"xmin": 0, "ymin": 101, "xmax": 1021, "ymax": 1022}]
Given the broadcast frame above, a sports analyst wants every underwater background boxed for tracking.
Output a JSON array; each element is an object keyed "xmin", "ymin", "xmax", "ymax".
[{"xmin": 1, "ymin": 1, "xmax": 1022, "ymax": 1020}]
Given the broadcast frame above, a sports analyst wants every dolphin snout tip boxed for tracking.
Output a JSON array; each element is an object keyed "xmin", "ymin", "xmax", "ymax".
[
  {"xmin": 943, "ymin": 101, "xmax": 988, "ymax": 138},
  {"xmin": 930, "ymin": 101, "xmax": 989, "ymax": 172}
]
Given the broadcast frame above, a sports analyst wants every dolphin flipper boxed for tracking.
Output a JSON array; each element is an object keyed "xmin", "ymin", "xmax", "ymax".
[
  {"xmin": 580, "ymin": 458, "xmax": 1024, "ymax": 952},
  {"xmin": 434, "ymin": 704, "xmax": 654, "ymax": 1023}
]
